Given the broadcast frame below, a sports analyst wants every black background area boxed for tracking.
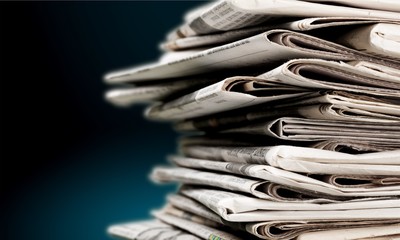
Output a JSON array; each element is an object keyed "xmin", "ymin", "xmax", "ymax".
[{"xmin": 1, "ymin": 2, "xmax": 206, "ymax": 240}]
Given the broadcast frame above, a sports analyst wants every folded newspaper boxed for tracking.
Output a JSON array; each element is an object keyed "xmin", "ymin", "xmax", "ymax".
[
  {"xmin": 181, "ymin": 145, "xmax": 400, "ymax": 175},
  {"xmin": 105, "ymin": 76, "xmax": 218, "ymax": 107},
  {"xmin": 178, "ymin": 187, "xmax": 400, "ymax": 222},
  {"xmin": 178, "ymin": 134, "xmax": 400, "ymax": 153},
  {"xmin": 168, "ymin": 156, "xmax": 400, "ymax": 199},
  {"xmin": 224, "ymin": 117, "xmax": 400, "ymax": 144},
  {"xmin": 166, "ymin": 193, "xmax": 400, "ymax": 240},
  {"xmin": 162, "ymin": 17, "xmax": 400, "ymax": 51},
  {"xmin": 145, "ymin": 59, "xmax": 400, "ymax": 121},
  {"xmin": 105, "ymin": 30, "xmax": 400, "ymax": 83},
  {"xmin": 168, "ymin": 0, "xmax": 400, "ymax": 39},
  {"xmin": 174, "ymin": 90, "xmax": 400, "ymax": 132}
]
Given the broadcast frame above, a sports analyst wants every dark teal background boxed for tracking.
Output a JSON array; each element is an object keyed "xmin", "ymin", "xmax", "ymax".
[{"xmin": 2, "ymin": 1, "xmax": 206, "ymax": 240}]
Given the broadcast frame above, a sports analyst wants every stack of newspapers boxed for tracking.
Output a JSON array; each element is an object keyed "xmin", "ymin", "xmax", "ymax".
[{"xmin": 105, "ymin": 1, "xmax": 400, "ymax": 239}]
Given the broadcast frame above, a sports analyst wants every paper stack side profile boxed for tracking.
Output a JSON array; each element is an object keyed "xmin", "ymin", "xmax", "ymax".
[{"xmin": 104, "ymin": 1, "xmax": 400, "ymax": 239}]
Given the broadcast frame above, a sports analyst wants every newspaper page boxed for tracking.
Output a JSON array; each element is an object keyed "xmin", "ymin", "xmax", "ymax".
[
  {"xmin": 151, "ymin": 166, "xmax": 275, "ymax": 200},
  {"xmin": 163, "ymin": 17, "xmax": 400, "ymax": 51},
  {"xmin": 180, "ymin": 187, "xmax": 400, "ymax": 222},
  {"xmin": 339, "ymin": 23, "xmax": 400, "ymax": 59},
  {"xmin": 303, "ymin": 0, "xmax": 400, "ymax": 12},
  {"xmin": 167, "ymin": 193, "xmax": 400, "ymax": 240},
  {"xmin": 146, "ymin": 57, "xmax": 400, "ymax": 121},
  {"xmin": 226, "ymin": 117, "xmax": 400, "ymax": 143},
  {"xmin": 174, "ymin": 103, "xmax": 400, "ymax": 132},
  {"xmin": 152, "ymin": 166, "xmax": 341, "ymax": 202},
  {"xmin": 107, "ymin": 220, "xmax": 201, "ymax": 240},
  {"xmin": 104, "ymin": 29, "xmax": 399, "ymax": 83},
  {"xmin": 169, "ymin": 156, "xmax": 400, "ymax": 198},
  {"xmin": 105, "ymin": 77, "xmax": 218, "ymax": 107},
  {"xmin": 348, "ymin": 60, "xmax": 400, "ymax": 78},
  {"xmin": 258, "ymin": 59, "xmax": 400, "ymax": 99},
  {"xmin": 161, "ymin": 205, "xmax": 222, "ymax": 229},
  {"xmin": 152, "ymin": 211, "xmax": 244, "ymax": 240},
  {"xmin": 168, "ymin": 0, "xmax": 400, "ymax": 39},
  {"xmin": 177, "ymin": 134, "xmax": 400, "ymax": 153},
  {"xmin": 174, "ymin": 90, "xmax": 400, "ymax": 132},
  {"xmin": 296, "ymin": 223, "xmax": 400, "ymax": 240},
  {"xmin": 181, "ymin": 145, "xmax": 400, "ymax": 175},
  {"xmin": 145, "ymin": 77, "xmax": 309, "ymax": 121},
  {"xmin": 279, "ymin": 17, "xmax": 400, "ymax": 31},
  {"xmin": 167, "ymin": 194, "xmax": 224, "ymax": 225},
  {"xmin": 162, "ymin": 25, "xmax": 272, "ymax": 51},
  {"xmin": 248, "ymin": 220, "xmax": 400, "ymax": 240}
]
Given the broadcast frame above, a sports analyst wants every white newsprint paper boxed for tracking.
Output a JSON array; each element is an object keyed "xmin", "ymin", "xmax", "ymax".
[
  {"xmin": 107, "ymin": 220, "xmax": 201, "ymax": 240},
  {"xmin": 296, "ymin": 223, "xmax": 400, "ymax": 240},
  {"xmin": 167, "ymin": 193, "xmax": 400, "ymax": 240},
  {"xmin": 105, "ymin": 77, "xmax": 217, "ymax": 107},
  {"xmin": 167, "ymin": 194, "xmax": 224, "ymax": 225},
  {"xmin": 339, "ymin": 23, "xmax": 400, "ymax": 59},
  {"xmin": 168, "ymin": 0, "xmax": 400, "ymax": 39},
  {"xmin": 182, "ymin": 145, "xmax": 400, "ymax": 175},
  {"xmin": 163, "ymin": 17, "xmax": 400, "ymax": 51},
  {"xmin": 169, "ymin": 156, "xmax": 400, "ymax": 199},
  {"xmin": 174, "ymin": 90, "xmax": 400, "ymax": 133},
  {"xmin": 225, "ymin": 117, "xmax": 400, "ymax": 143},
  {"xmin": 152, "ymin": 166, "xmax": 347, "ymax": 202},
  {"xmin": 152, "ymin": 211, "xmax": 243, "ymax": 240},
  {"xmin": 180, "ymin": 187, "xmax": 400, "ymax": 222},
  {"xmin": 258, "ymin": 59, "xmax": 400, "ymax": 99},
  {"xmin": 104, "ymin": 30, "xmax": 399, "ymax": 84},
  {"xmin": 303, "ymin": 0, "xmax": 400, "ymax": 12},
  {"xmin": 145, "ymin": 77, "xmax": 309, "ymax": 121},
  {"xmin": 146, "ymin": 58, "xmax": 400, "ymax": 121},
  {"xmin": 161, "ymin": 204, "xmax": 223, "ymax": 229}
]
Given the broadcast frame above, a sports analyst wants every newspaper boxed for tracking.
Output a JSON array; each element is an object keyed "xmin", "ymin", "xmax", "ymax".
[
  {"xmin": 162, "ymin": 25, "xmax": 272, "ymax": 51},
  {"xmin": 225, "ymin": 117, "xmax": 400, "ymax": 143},
  {"xmin": 339, "ymin": 23, "xmax": 400, "ymax": 59},
  {"xmin": 145, "ymin": 76, "xmax": 310, "ymax": 121},
  {"xmin": 180, "ymin": 187, "xmax": 400, "ymax": 222},
  {"xmin": 303, "ymin": 0, "xmax": 400, "ymax": 12},
  {"xmin": 296, "ymin": 224, "xmax": 400, "ymax": 240},
  {"xmin": 151, "ymin": 166, "xmax": 344, "ymax": 202},
  {"xmin": 174, "ymin": 103, "xmax": 400, "ymax": 131},
  {"xmin": 248, "ymin": 221, "xmax": 400, "ymax": 240},
  {"xmin": 105, "ymin": 77, "xmax": 218, "ymax": 107},
  {"xmin": 178, "ymin": 134, "xmax": 400, "ymax": 153},
  {"xmin": 168, "ymin": 0, "xmax": 400, "ymax": 39},
  {"xmin": 104, "ymin": 29, "xmax": 399, "ymax": 84},
  {"xmin": 181, "ymin": 145, "xmax": 400, "ymax": 175},
  {"xmin": 167, "ymin": 193, "xmax": 400, "ymax": 240},
  {"xmin": 145, "ymin": 58, "xmax": 400, "ymax": 121},
  {"xmin": 163, "ymin": 17, "xmax": 400, "ymax": 51},
  {"xmin": 107, "ymin": 220, "xmax": 201, "ymax": 240},
  {"xmin": 161, "ymin": 204, "xmax": 222, "ymax": 229},
  {"xmin": 169, "ymin": 156, "xmax": 400, "ymax": 198},
  {"xmin": 152, "ymin": 210, "xmax": 244, "ymax": 240},
  {"xmin": 258, "ymin": 59, "xmax": 400, "ymax": 98},
  {"xmin": 173, "ymin": 91, "xmax": 400, "ymax": 132},
  {"xmin": 167, "ymin": 194, "xmax": 224, "ymax": 225}
]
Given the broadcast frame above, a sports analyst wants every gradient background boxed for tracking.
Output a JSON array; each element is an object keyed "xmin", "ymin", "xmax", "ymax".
[{"xmin": 2, "ymin": 1, "xmax": 206, "ymax": 240}]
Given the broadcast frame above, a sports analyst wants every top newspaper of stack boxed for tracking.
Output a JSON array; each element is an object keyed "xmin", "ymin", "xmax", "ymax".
[
  {"xmin": 167, "ymin": 0, "xmax": 400, "ymax": 39},
  {"xmin": 104, "ymin": 0, "xmax": 400, "ymax": 84}
]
